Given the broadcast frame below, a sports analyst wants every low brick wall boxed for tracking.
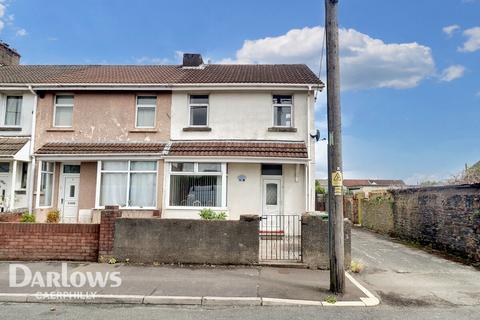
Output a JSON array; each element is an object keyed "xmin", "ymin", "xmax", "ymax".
[
  {"xmin": 301, "ymin": 215, "xmax": 352, "ymax": 269},
  {"xmin": 361, "ymin": 184, "xmax": 480, "ymax": 262},
  {"xmin": 0, "ymin": 223, "xmax": 99, "ymax": 261},
  {"xmin": 113, "ymin": 215, "xmax": 259, "ymax": 265},
  {"xmin": 0, "ymin": 212, "xmax": 23, "ymax": 222}
]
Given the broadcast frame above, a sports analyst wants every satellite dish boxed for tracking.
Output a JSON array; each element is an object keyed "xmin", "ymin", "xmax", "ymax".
[{"xmin": 310, "ymin": 129, "xmax": 321, "ymax": 142}]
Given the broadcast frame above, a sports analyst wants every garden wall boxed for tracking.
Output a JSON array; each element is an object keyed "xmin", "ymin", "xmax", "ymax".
[
  {"xmin": 361, "ymin": 184, "xmax": 480, "ymax": 262},
  {"xmin": 301, "ymin": 215, "xmax": 351, "ymax": 269},
  {"xmin": 0, "ymin": 223, "xmax": 100, "ymax": 261},
  {"xmin": 113, "ymin": 215, "xmax": 260, "ymax": 265}
]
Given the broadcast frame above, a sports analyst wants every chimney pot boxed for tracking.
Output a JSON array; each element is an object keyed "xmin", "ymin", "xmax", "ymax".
[{"xmin": 182, "ymin": 53, "xmax": 203, "ymax": 67}]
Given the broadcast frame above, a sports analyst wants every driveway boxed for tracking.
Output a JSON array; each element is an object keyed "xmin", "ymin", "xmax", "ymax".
[{"xmin": 352, "ymin": 228, "xmax": 480, "ymax": 306}]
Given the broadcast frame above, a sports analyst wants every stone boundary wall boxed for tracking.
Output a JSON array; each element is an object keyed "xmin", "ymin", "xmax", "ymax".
[
  {"xmin": 301, "ymin": 215, "xmax": 351, "ymax": 269},
  {"xmin": 0, "ymin": 223, "xmax": 99, "ymax": 261},
  {"xmin": 113, "ymin": 215, "xmax": 260, "ymax": 265},
  {"xmin": 361, "ymin": 184, "xmax": 480, "ymax": 262}
]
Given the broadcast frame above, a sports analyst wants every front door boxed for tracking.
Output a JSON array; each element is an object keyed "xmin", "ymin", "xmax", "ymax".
[
  {"xmin": 261, "ymin": 178, "xmax": 282, "ymax": 232},
  {"xmin": 61, "ymin": 176, "xmax": 80, "ymax": 223},
  {"xmin": 0, "ymin": 173, "xmax": 10, "ymax": 212}
]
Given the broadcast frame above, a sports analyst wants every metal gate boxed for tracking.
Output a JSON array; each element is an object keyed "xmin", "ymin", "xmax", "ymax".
[{"xmin": 259, "ymin": 214, "xmax": 301, "ymax": 262}]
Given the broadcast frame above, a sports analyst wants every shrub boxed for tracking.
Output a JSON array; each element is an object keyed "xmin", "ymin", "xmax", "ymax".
[
  {"xmin": 199, "ymin": 208, "xmax": 227, "ymax": 220},
  {"xmin": 46, "ymin": 210, "xmax": 60, "ymax": 223},
  {"xmin": 350, "ymin": 261, "xmax": 365, "ymax": 273},
  {"xmin": 20, "ymin": 212, "xmax": 36, "ymax": 223},
  {"xmin": 315, "ymin": 180, "xmax": 326, "ymax": 194}
]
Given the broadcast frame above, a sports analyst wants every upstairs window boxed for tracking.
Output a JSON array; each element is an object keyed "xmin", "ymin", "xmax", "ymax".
[
  {"xmin": 54, "ymin": 95, "xmax": 74, "ymax": 127},
  {"xmin": 4, "ymin": 96, "xmax": 22, "ymax": 126},
  {"xmin": 136, "ymin": 96, "xmax": 157, "ymax": 128},
  {"xmin": 273, "ymin": 95, "xmax": 293, "ymax": 127},
  {"xmin": 189, "ymin": 95, "xmax": 208, "ymax": 126}
]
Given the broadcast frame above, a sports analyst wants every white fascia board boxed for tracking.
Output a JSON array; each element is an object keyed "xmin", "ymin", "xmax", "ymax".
[
  {"xmin": 34, "ymin": 154, "xmax": 163, "ymax": 161},
  {"xmin": 164, "ymin": 156, "xmax": 309, "ymax": 164},
  {"xmin": 0, "ymin": 83, "xmax": 324, "ymax": 91}
]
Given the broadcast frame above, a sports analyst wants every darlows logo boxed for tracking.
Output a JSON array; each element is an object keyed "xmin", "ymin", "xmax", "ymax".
[{"xmin": 9, "ymin": 263, "xmax": 122, "ymax": 288}]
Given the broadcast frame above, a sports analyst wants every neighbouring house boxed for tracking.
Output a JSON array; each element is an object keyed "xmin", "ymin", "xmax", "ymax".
[
  {"xmin": 0, "ymin": 43, "xmax": 35, "ymax": 213},
  {"xmin": 0, "ymin": 51, "xmax": 323, "ymax": 223},
  {"xmin": 317, "ymin": 178, "xmax": 406, "ymax": 197}
]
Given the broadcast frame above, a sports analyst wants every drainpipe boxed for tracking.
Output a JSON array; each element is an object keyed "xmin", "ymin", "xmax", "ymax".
[
  {"xmin": 27, "ymin": 85, "xmax": 37, "ymax": 213},
  {"xmin": 306, "ymin": 85, "xmax": 314, "ymax": 212}
]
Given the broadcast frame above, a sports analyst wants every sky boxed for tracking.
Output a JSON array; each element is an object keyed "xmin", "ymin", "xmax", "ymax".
[{"xmin": 1, "ymin": 0, "xmax": 479, "ymax": 184}]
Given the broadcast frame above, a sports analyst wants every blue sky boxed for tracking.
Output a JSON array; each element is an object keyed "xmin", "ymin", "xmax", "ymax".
[{"xmin": 1, "ymin": 0, "xmax": 479, "ymax": 184}]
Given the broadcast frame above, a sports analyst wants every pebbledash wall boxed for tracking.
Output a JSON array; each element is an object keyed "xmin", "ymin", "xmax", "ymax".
[{"xmin": 361, "ymin": 184, "xmax": 480, "ymax": 262}]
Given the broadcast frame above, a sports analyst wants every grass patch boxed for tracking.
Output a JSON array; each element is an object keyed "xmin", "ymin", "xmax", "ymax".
[
  {"xmin": 324, "ymin": 295, "xmax": 337, "ymax": 304},
  {"xmin": 350, "ymin": 261, "xmax": 364, "ymax": 273}
]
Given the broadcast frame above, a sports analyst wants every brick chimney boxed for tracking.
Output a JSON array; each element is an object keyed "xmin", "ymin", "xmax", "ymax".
[
  {"xmin": 0, "ymin": 42, "xmax": 20, "ymax": 66},
  {"xmin": 182, "ymin": 53, "xmax": 203, "ymax": 67}
]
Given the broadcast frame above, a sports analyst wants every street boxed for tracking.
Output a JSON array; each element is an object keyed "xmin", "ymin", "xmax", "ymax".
[{"xmin": 1, "ymin": 228, "xmax": 479, "ymax": 319}]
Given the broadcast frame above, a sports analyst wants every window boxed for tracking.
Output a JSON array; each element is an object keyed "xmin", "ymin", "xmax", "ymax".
[
  {"xmin": 273, "ymin": 95, "xmax": 293, "ymax": 127},
  {"xmin": 261, "ymin": 164, "xmax": 283, "ymax": 176},
  {"xmin": 20, "ymin": 162, "xmax": 28, "ymax": 189},
  {"xmin": 136, "ymin": 96, "xmax": 157, "ymax": 128},
  {"xmin": 169, "ymin": 162, "xmax": 224, "ymax": 207},
  {"xmin": 0, "ymin": 162, "xmax": 9, "ymax": 173},
  {"xmin": 39, "ymin": 162, "xmax": 54, "ymax": 207},
  {"xmin": 266, "ymin": 183, "xmax": 278, "ymax": 205},
  {"xmin": 63, "ymin": 164, "xmax": 80, "ymax": 174},
  {"xmin": 100, "ymin": 161, "xmax": 157, "ymax": 208},
  {"xmin": 54, "ymin": 95, "xmax": 74, "ymax": 127},
  {"xmin": 189, "ymin": 95, "xmax": 208, "ymax": 126},
  {"xmin": 4, "ymin": 96, "xmax": 22, "ymax": 126}
]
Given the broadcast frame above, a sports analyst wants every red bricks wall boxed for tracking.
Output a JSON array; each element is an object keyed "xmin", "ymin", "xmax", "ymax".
[
  {"xmin": 0, "ymin": 223, "xmax": 99, "ymax": 261},
  {"xmin": 98, "ymin": 206, "xmax": 121, "ymax": 257}
]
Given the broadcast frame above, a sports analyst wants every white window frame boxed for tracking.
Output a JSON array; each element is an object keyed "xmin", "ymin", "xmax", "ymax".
[
  {"xmin": 96, "ymin": 160, "xmax": 158, "ymax": 209},
  {"xmin": 135, "ymin": 95, "xmax": 157, "ymax": 128},
  {"xmin": 53, "ymin": 94, "xmax": 74, "ymax": 128},
  {"xmin": 188, "ymin": 95, "xmax": 209, "ymax": 127},
  {"xmin": 3, "ymin": 95, "xmax": 23, "ymax": 127},
  {"xmin": 166, "ymin": 161, "xmax": 227, "ymax": 210},
  {"xmin": 272, "ymin": 95, "xmax": 294, "ymax": 128},
  {"xmin": 36, "ymin": 161, "xmax": 55, "ymax": 209}
]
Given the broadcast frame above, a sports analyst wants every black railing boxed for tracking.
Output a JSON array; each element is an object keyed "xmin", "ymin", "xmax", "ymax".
[{"xmin": 259, "ymin": 214, "xmax": 301, "ymax": 262}]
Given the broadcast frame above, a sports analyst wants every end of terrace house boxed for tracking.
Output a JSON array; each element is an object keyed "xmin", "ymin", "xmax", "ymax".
[{"xmin": 0, "ymin": 48, "xmax": 324, "ymax": 223}]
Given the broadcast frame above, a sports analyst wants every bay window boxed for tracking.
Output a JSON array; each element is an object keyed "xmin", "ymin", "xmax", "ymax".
[
  {"xmin": 169, "ymin": 162, "xmax": 225, "ymax": 207},
  {"xmin": 39, "ymin": 162, "xmax": 54, "ymax": 207},
  {"xmin": 99, "ymin": 160, "xmax": 157, "ymax": 208}
]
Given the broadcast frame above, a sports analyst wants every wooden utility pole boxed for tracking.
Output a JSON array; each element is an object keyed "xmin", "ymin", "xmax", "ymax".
[{"xmin": 325, "ymin": 0, "xmax": 345, "ymax": 294}]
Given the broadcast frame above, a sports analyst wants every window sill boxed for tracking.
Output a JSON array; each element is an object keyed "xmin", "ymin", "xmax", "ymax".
[
  {"xmin": 268, "ymin": 127, "xmax": 297, "ymax": 132},
  {"xmin": 0, "ymin": 126, "xmax": 21, "ymax": 131},
  {"xmin": 46, "ymin": 128, "xmax": 74, "ymax": 132},
  {"xmin": 183, "ymin": 127, "xmax": 212, "ymax": 132},
  {"xmin": 129, "ymin": 128, "xmax": 158, "ymax": 133}
]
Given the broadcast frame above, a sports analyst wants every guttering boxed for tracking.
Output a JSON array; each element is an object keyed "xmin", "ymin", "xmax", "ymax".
[
  {"xmin": 0, "ymin": 83, "xmax": 325, "ymax": 91},
  {"xmin": 163, "ymin": 156, "xmax": 310, "ymax": 164},
  {"xmin": 27, "ymin": 85, "xmax": 37, "ymax": 214}
]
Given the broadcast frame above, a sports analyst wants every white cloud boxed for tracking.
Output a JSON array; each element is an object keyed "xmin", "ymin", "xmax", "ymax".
[
  {"xmin": 439, "ymin": 65, "xmax": 465, "ymax": 82},
  {"xmin": 0, "ymin": 3, "xmax": 5, "ymax": 18},
  {"xmin": 222, "ymin": 26, "xmax": 435, "ymax": 90},
  {"xmin": 459, "ymin": 27, "xmax": 480, "ymax": 52},
  {"xmin": 442, "ymin": 24, "xmax": 460, "ymax": 37},
  {"xmin": 15, "ymin": 28, "xmax": 27, "ymax": 37}
]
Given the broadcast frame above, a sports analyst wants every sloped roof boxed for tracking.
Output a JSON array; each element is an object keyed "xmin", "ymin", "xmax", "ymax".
[
  {"xmin": 343, "ymin": 179, "xmax": 406, "ymax": 188},
  {"xmin": 0, "ymin": 137, "xmax": 29, "ymax": 157},
  {"xmin": 0, "ymin": 64, "xmax": 323, "ymax": 85},
  {"xmin": 36, "ymin": 142, "xmax": 165, "ymax": 155},
  {"xmin": 167, "ymin": 141, "xmax": 308, "ymax": 158}
]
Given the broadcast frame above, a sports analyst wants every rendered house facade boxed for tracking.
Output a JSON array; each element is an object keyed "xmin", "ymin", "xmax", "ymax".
[{"xmin": 0, "ymin": 51, "xmax": 323, "ymax": 222}]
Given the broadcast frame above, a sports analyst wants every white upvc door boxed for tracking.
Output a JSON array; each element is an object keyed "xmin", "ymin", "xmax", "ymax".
[
  {"xmin": 261, "ymin": 178, "xmax": 282, "ymax": 232},
  {"xmin": 0, "ymin": 173, "xmax": 10, "ymax": 212},
  {"xmin": 60, "ymin": 175, "xmax": 80, "ymax": 223}
]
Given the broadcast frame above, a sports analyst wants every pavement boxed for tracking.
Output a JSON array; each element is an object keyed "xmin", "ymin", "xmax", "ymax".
[
  {"xmin": 0, "ymin": 261, "xmax": 373, "ymax": 306},
  {"xmin": 351, "ymin": 227, "xmax": 480, "ymax": 306}
]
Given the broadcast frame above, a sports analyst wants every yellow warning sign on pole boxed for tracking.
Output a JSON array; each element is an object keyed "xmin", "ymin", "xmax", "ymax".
[{"xmin": 332, "ymin": 171, "xmax": 343, "ymax": 187}]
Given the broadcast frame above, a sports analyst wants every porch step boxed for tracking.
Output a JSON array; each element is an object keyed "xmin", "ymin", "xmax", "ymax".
[{"xmin": 258, "ymin": 261, "xmax": 308, "ymax": 269}]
